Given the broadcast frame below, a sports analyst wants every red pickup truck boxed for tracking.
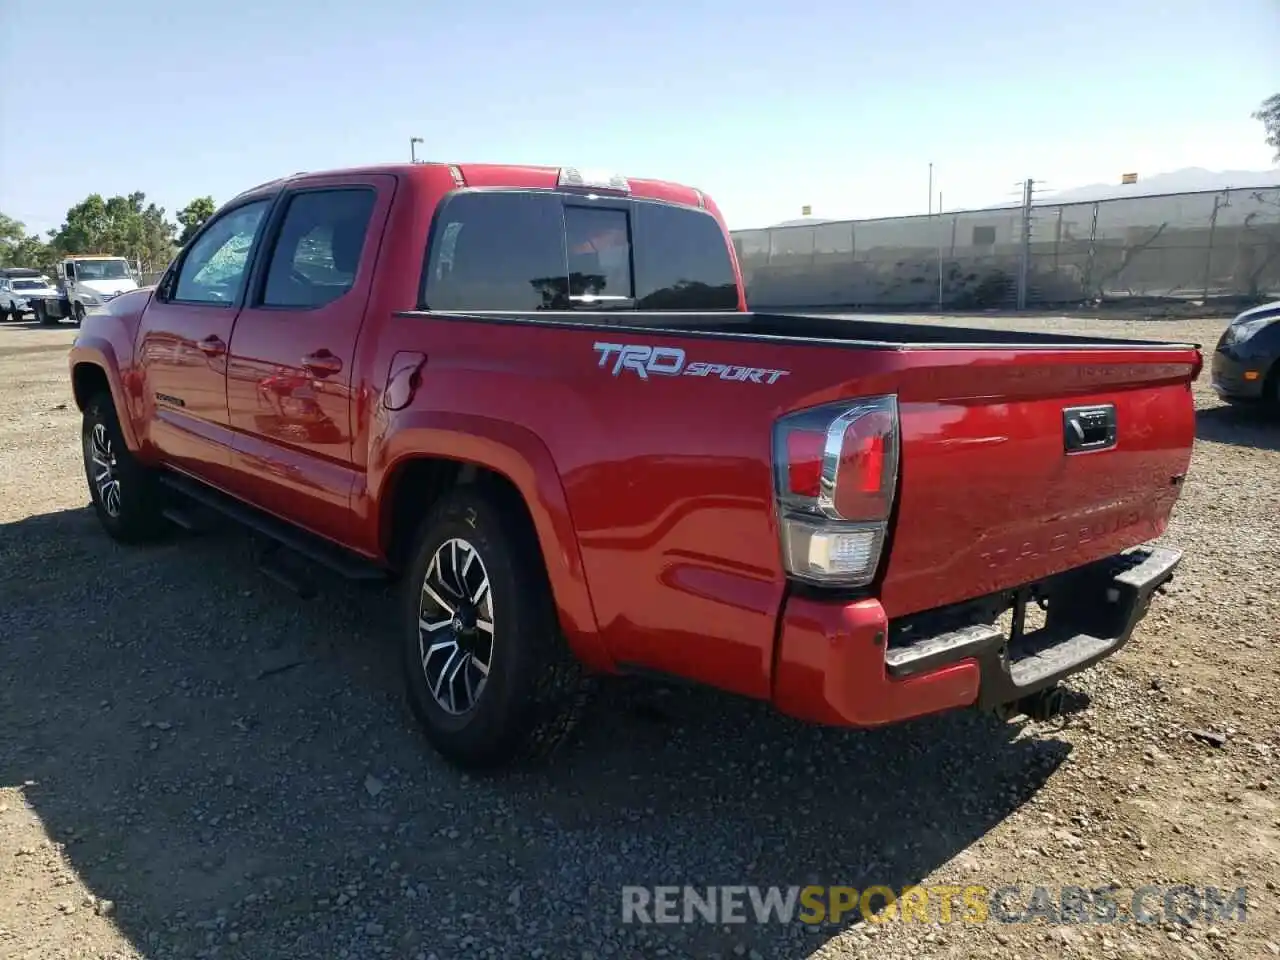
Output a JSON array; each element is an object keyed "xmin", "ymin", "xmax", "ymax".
[{"xmin": 68, "ymin": 162, "xmax": 1200, "ymax": 769}]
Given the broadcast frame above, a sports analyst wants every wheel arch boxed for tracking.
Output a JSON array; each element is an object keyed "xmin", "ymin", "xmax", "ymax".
[
  {"xmin": 68, "ymin": 340, "xmax": 141, "ymax": 452},
  {"xmin": 71, "ymin": 362, "xmax": 111, "ymax": 411},
  {"xmin": 369, "ymin": 414, "xmax": 610, "ymax": 672}
]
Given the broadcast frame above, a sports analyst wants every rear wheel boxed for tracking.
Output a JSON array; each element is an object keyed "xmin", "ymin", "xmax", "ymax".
[
  {"xmin": 401, "ymin": 484, "xmax": 584, "ymax": 769},
  {"xmin": 73, "ymin": 302, "xmax": 86, "ymax": 326},
  {"xmin": 81, "ymin": 393, "xmax": 166, "ymax": 542}
]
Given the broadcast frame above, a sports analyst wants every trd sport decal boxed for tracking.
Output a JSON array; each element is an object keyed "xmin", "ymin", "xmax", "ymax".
[{"xmin": 593, "ymin": 342, "xmax": 790, "ymax": 384}]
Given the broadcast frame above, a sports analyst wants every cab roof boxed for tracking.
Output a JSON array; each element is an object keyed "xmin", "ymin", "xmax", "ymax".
[{"xmin": 229, "ymin": 162, "xmax": 708, "ymax": 211}]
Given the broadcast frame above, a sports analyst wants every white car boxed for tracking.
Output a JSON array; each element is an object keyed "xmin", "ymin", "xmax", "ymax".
[{"xmin": 0, "ymin": 274, "xmax": 59, "ymax": 321}]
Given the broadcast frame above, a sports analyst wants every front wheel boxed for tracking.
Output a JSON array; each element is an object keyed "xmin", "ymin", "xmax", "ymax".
[
  {"xmin": 401, "ymin": 485, "xmax": 584, "ymax": 769},
  {"xmin": 81, "ymin": 393, "xmax": 166, "ymax": 542}
]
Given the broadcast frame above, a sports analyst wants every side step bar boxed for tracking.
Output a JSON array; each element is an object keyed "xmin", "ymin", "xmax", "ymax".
[{"xmin": 158, "ymin": 471, "xmax": 390, "ymax": 583}]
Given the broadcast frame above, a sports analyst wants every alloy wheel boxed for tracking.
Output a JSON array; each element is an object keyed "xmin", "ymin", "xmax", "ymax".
[
  {"xmin": 88, "ymin": 422, "xmax": 122, "ymax": 517},
  {"xmin": 417, "ymin": 537, "xmax": 494, "ymax": 715}
]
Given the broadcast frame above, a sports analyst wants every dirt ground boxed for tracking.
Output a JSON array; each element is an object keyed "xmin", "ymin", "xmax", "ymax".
[{"xmin": 1, "ymin": 313, "xmax": 1277, "ymax": 960}]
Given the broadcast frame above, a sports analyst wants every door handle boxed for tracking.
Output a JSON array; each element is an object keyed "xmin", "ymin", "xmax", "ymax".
[
  {"xmin": 197, "ymin": 335, "xmax": 226, "ymax": 356},
  {"xmin": 302, "ymin": 350, "xmax": 343, "ymax": 376}
]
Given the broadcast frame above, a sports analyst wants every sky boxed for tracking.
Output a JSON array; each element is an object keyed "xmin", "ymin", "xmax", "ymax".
[{"xmin": 1, "ymin": 0, "xmax": 1278, "ymax": 234}]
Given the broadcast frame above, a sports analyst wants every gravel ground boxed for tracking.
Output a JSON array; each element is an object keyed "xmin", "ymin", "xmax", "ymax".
[{"xmin": 1, "ymin": 313, "xmax": 1277, "ymax": 960}]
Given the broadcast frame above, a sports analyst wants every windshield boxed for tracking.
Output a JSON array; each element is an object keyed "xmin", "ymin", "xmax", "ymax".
[
  {"xmin": 74, "ymin": 259, "xmax": 132, "ymax": 281},
  {"xmin": 12, "ymin": 279, "xmax": 49, "ymax": 291}
]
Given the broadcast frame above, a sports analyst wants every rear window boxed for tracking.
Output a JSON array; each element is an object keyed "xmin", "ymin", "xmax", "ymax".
[{"xmin": 422, "ymin": 190, "xmax": 738, "ymax": 312}]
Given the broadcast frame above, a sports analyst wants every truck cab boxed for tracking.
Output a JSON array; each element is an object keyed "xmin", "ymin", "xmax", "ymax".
[{"xmin": 61, "ymin": 255, "xmax": 140, "ymax": 322}]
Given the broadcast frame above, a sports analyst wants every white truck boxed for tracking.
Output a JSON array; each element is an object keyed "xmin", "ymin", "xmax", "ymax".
[{"xmin": 53, "ymin": 255, "xmax": 141, "ymax": 324}]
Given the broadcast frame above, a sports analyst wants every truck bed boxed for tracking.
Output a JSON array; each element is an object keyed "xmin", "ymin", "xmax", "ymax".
[{"xmin": 419, "ymin": 309, "xmax": 1194, "ymax": 350}]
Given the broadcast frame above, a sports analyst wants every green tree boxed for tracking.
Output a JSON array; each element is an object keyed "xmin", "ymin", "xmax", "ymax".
[
  {"xmin": 0, "ymin": 213, "xmax": 55, "ymax": 271},
  {"xmin": 48, "ymin": 191, "xmax": 178, "ymax": 272},
  {"xmin": 11, "ymin": 236, "xmax": 57, "ymax": 272},
  {"xmin": 0, "ymin": 212, "xmax": 26, "ymax": 264},
  {"xmin": 1254, "ymin": 93, "xmax": 1280, "ymax": 163},
  {"xmin": 176, "ymin": 196, "xmax": 216, "ymax": 246}
]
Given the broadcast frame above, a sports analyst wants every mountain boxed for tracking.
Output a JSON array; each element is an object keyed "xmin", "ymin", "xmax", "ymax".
[{"xmin": 1038, "ymin": 167, "xmax": 1280, "ymax": 204}]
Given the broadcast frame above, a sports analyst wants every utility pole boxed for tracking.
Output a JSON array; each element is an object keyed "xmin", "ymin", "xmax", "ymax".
[
  {"xmin": 1017, "ymin": 178, "xmax": 1034, "ymax": 310},
  {"xmin": 409, "ymin": 137, "xmax": 424, "ymax": 163},
  {"xmin": 928, "ymin": 162, "xmax": 933, "ymax": 216},
  {"xmin": 937, "ymin": 191, "xmax": 944, "ymax": 307}
]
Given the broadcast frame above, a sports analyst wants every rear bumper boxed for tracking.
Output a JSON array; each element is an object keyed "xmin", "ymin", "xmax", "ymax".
[{"xmin": 771, "ymin": 544, "xmax": 1180, "ymax": 727}]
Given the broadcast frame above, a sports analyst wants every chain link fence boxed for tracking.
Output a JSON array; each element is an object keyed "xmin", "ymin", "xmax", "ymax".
[{"xmin": 732, "ymin": 186, "xmax": 1280, "ymax": 310}]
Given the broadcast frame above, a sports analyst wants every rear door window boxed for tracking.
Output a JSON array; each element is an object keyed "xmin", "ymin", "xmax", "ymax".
[
  {"xmin": 422, "ymin": 191, "xmax": 738, "ymax": 311},
  {"xmin": 260, "ymin": 188, "xmax": 376, "ymax": 309},
  {"xmin": 424, "ymin": 192, "xmax": 566, "ymax": 311}
]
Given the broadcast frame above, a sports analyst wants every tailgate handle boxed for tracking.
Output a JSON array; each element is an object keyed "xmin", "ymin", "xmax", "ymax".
[{"xmin": 1063, "ymin": 404, "xmax": 1117, "ymax": 453}]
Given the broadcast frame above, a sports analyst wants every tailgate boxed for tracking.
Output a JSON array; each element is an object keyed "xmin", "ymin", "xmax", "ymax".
[{"xmin": 877, "ymin": 344, "xmax": 1199, "ymax": 618}]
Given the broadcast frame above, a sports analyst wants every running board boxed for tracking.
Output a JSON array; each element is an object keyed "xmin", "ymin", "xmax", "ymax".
[
  {"xmin": 257, "ymin": 543, "xmax": 320, "ymax": 599},
  {"xmin": 161, "ymin": 504, "xmax": 204, "ymax": 532},
  {"xmin": 158, "ymin": 471, "xmax": 390, "ymax": 583}
]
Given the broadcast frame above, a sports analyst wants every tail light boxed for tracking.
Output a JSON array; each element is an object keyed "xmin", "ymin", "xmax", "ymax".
[{"xmin": 771, "ymin": 395, "xmax": 900, "ymax": 587}]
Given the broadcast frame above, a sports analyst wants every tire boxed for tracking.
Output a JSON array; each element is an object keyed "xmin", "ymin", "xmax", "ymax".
[
  {"xmin": 35, "ymin": 301, "xmax": 54, "ymax": 326},
  {"xmin": 81, "ymin": 392, "xmax": 167, "ymax": 542},
  {"xmin": 401, "ymin": 483, "xmax": 585, "ymax": 770},
  {"xmin": 73, "ymin": 302, "xmax": 85, "ymax": 326},
  {"xmin": 3, "ymin": 302, "xmax": 15, "ymax": 322}
]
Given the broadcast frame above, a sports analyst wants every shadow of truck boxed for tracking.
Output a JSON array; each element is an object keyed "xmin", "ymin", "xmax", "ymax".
[{"xmin": 0, "ymin": 506, "xmax": 1071, "ymax": 958}]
